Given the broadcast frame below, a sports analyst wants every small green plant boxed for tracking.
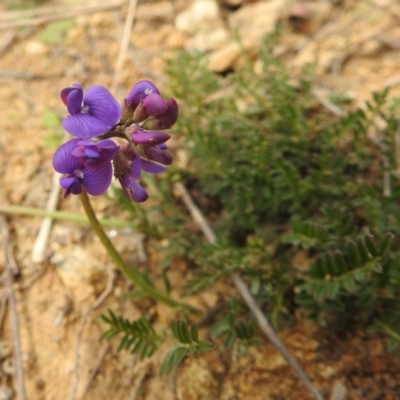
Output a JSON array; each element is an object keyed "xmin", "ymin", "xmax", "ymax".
[
  {"xmin": 101, "ymin": 32, "xmax": 400, "ymax": 384},
  {"xmin": 100, "ymin": 310, "xmax": 161, "ymax": 360},
  {"xmin": 160, "ymin": 320, "xmax": 213, "ymax": 375}
]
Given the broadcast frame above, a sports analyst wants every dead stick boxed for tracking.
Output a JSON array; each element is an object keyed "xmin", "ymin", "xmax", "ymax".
[
  {"xmin": 0, "ymin": 30, "xmax": 16, "ymax": 55},
  {"xmin": 111, "ymin": 0, "xmax": 139, "ymax": 93},
  {"xmin": 0, "ymin": 1, "xmax": 126, "ymax": 30},
  {"xmin": 173, "ymin": 182, "xmax": 324, "ymax": 400},
  {"xmin": 0, "ymin": 216, "xmax": 26, "ymax": 400},
  {"xmin": 31, "ymin": 171, "xmax": 62, "ymax": 263},
  {"xmin": 79, "ymin": 343, "xmax": 110, "ymax": 399}
]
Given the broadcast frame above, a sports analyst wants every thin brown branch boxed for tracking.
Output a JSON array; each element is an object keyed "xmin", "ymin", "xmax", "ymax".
[
  {"xmin": 111, "ymin": 0, "xmax": 139, "ymax": 93},
  {"xmin": 0, "ymin": 288, "xmax": 9, "ymax": 332},
  {"xmin": 0, "ymin": 1, "xmax": 126, "ymax": 30},
  {"xmin": 0, "ymin": 216, "xmax": 26, "ymax": 400},
  {"xmin": 173, "ymin": 182, "xmax": 324, "ymax": 400},
  {"xmin": 79, "ymin": 342, "xmax": 110, "ymax": 400},
  {"xmin": 31, "ymin": 171, "xmax": 62, "ymax": 264},
  {"xmin": 0, "ymin": 30, "xmax": 16, "ymax": 55}
]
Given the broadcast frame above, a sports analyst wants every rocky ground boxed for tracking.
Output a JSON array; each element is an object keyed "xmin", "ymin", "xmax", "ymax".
[{"xmin": 1, "ymin": 0, "xmax": 400, "ymax": 399}]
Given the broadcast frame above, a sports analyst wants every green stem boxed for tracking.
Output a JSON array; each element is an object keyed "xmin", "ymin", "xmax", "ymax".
[{"xmin": 80, "ymin": 190, "xmax": 198, "ymax": 313}]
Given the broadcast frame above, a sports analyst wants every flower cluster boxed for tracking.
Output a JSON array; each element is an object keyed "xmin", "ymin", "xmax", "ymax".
[{"xmin": 52, "ymin": 81, "xmax": 177, "ymax": 202}]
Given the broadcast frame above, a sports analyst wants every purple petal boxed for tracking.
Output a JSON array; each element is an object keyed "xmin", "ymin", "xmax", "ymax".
[
  {"xmin": 130, "ymin": 157, "xmax": 142, "ymax": 180},
  {"xmin": 126, "ymin": 80, "xmax": 160, "ymax": 109},
  {"xmin": 140, "ymin": 159, "xmax": 166, "ymax": 174},
  {"xmin": 60, "ymin": 176, "xmax": 82, "ymax": 197},
  {"xmin": 142, "ymin": 93, "xmax": 168, "ymax": 116},
  {"xmin": 120, "ymin": 173, "xmax": 149, "ymax": 202},
  {"xmin": 77, "ymin": 139, "xmax": 119, "ymax": 152},
  {"xmin": 53, "ymin": 139, "xmax": 82, "ymax": 173},
  {"xmin": 60, "ymin": 83, "xmax": 83, "ymax": 111},
  {"xmin": 144, "ymin": 146, "xmax": 173, "ymax": 165},
  {"xmin": 62, "ymin": 113, "xmax": 114, "ymax": 139},
  {"xmin": 83, "ymin": 147, "xmax": 100, "ymax": 158},
  {"xmin": 82, "ymin": 163, "xmax": 113, "ymax": 196},
  {"xmin": 157, "ymin": 98, "xmax": 178, "ymax": 128},
  {"xmin": 66, "ymin": 88, "xmax": 83, "ymax": 115},
  {"xmin": 84, "ymin": 85, "xmax": 121, "ymax": 127},
  {"xmin": 118, "ymin": 144, "xmax": 138, "ymax": 163},
  {"xmin": 71, "ymin": 145, "xmax": 86, "ymax": 158},
  {"xmin": 130, "ymin": 129, "xmax": 170, "ymax": 145}
]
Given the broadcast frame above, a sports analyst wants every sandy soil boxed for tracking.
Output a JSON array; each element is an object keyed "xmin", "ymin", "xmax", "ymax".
[{"xmin": 1, "ymin": 1, "xmax": 400, "ymax": 399}]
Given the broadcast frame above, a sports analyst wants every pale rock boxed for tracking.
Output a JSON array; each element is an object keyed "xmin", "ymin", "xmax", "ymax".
[
  {"xmin": 229, "ymin": 0, "xmax": 287, "ymax": 43},
  {"xmin": 25, "ymin": 40, "xmax": 49, "ymax": 55},
  {"xmin": 207, "ymin": 41, "xmax": 241, "ymax": 72},
  {"xmin": 208, "ymin": 0, "xmax": 287, "ymax": 71},
  {"xmin": 175, "ymin": 0, "xmax": 231, "ymax": 52},
  {"xmin": 166, "ymin": 30, "xmax": 186, "ymax": 48},
  {"xmin": 318, "ymin": 364, "xmax": 336, "ymax": 379},
  {"xmin": 55, "ymin": 247, "xmax": 107, "ymax": 304},
  {"xmin": 175, "ymin": 0, "xmax": 221, "ymax": 35},
  {"xmin": 329, "ymin": 381, "xmax": 348, "ymax": 400},
  {"xmin": 187, "ymin": 26, "xmax": 231, "ymax": 52}
]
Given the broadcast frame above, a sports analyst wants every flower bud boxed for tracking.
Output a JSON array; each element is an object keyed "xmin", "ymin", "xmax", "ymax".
[
  {"xmin": 144, "ymin": 145, "xmax": 173, "ymax": 165},
  {"xmin": 113, "ymin": 152, "xmax": 148, "ymax": 202},
  {"xmin": 126, "ymin": 126, "xmax": 170, "ymax": 146},
  {"xmin": 121, "ymin": 80, "xmax": 160, "ymax": 123},
  {"xmin": 141, "ymin": 98, "xmax": 178, "ymax": 130}
]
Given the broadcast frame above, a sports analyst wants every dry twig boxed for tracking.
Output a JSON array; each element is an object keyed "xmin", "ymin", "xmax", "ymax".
[
  {"xmin": 111, "ymin": 0, "xmax": 139, "ymax": 93},
  {"xmin": 0, "ymin": 288, "xmax": 9, "ymax": 332},
  {"xmin": 0, "ymin": 216, "xmax": 26, "ymax": 400},
  {"xmin": 0, "ymin": 1, "xmax": 126, "ymax": 30},
  {"xmin": 173, "ymin": 182, "xmax": 324, "ymax": 400},
  {"xmin": 31, "ymin": 171, "xmax": 62, "ymax": 264},
  {"xmin": 79, "ymin": 342, "xmax": 110, "ymax": 400},
  {"xmin": 0, "ymin": 30, "xmax": 16, "ymax": 55}
]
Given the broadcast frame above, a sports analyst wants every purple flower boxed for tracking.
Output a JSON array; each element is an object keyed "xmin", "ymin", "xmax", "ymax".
[
  {"xmin": 143, "ymin": 145, "xmax": 173, "ymax": 165},
  {"xmin": 53, "ymin": 139, "xmax": 113, "ymax": 197},
  {"xmin": 133, "ymin": 93, "xmax": 168, "ymax": 122},
  {"xmin": 71, "ymin": 139, "xmax": 119, "ymax": 167},
  {"xmin": 142, "ymin": 98, "xmax": 178, "ymax": 130},
  {"xmin": 113, "ymin": 152, "xmax": 149, "ymax": 202},
  {"xmin": 126, "ymin": 126, "xmax": 170, "ymax": 146},
  {"xmin": 61, "ymin": 84, "xmax": 121, "ymax": 139},
  {"xmin": 122, "ymin": 80, "xmax": 160, "ymax": 123},
  {"xmin": 121, "ymin": 145, "xmax": 166, "ymax": 177},
  {"xmin": 125, "ymin": 80, "xmax": 160, "ymax": 110}
]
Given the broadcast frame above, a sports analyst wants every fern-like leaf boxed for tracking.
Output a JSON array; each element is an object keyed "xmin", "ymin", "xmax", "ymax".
[{"xmin": 100, "ymin": 310, "xmax": 160, "ymax": 361}]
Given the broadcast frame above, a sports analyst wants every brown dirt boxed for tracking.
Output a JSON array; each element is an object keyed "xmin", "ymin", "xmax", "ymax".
[{"xmin": 1, "ymin": 1, "xmax": 400, "ymax": 399}]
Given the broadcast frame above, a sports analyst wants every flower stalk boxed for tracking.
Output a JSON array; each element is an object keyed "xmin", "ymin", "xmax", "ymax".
[{"xmin": 79, "ymin": 189, "xmax": 199, "ymax": 313}]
